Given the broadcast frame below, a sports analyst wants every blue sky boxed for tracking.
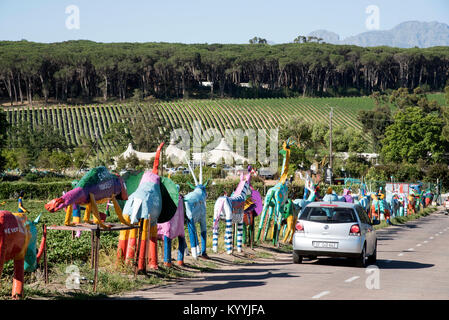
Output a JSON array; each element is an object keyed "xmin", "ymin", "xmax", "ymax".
[{"xmin": 1, "ymin": 0, "xmax": 448, "ymax": 43}]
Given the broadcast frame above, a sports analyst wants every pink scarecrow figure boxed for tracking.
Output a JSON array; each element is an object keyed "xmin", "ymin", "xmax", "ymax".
[
  {"xmin": 343, "ymin": 188, "xmax": 354, "ymax": 203},
  {"xmin": 157, "ymin": 195, "xmax": 187, "ymax": 267}
]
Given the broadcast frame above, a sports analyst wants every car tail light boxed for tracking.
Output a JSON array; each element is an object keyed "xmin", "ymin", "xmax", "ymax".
[
  {"xmin": 349, "ymin": 224, "xmax": 361, "ymax": 236},
  {"xmin": 295, "ymin": 222, "xmax": 304, "ymax": 233}
]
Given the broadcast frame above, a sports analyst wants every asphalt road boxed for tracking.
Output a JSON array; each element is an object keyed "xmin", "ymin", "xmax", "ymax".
[{"xmin": 118, "ymin": 210, "xmax": 449, "ymax": 300}]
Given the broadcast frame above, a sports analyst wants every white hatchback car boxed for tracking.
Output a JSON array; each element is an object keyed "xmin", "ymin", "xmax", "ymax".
[{"xmin": 293, "ymin": 201, "xmax": 379, "ymax": 267}]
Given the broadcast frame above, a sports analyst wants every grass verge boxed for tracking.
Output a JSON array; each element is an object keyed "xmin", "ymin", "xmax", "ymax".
[{"xmin": 374, "ymin": 206, "xmax": 439, "ymax": 231}]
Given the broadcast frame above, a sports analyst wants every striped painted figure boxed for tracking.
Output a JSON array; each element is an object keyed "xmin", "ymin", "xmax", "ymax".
[{"xmin": 213, "ymin": 166, "xmax": 253, "ymax": 254}]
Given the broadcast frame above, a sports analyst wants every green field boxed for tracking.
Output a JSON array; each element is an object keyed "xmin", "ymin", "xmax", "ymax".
[{"xmin": 3, "ymin": 93, "xmax": 445, "ymax": 153}]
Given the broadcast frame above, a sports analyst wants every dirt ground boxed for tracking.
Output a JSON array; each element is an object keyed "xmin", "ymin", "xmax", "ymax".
[{"xmin": 111, "ymin": 243, "xmax": 291, "ymax": 298}]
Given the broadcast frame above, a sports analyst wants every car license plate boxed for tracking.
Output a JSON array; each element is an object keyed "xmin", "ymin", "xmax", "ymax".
[{"xmin": 312, "ymin": 241, "xmax": 338, "ymax": 249}]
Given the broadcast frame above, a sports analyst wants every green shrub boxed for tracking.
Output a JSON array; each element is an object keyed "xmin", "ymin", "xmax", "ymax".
[
  {"xmin": 0, "ymin": 181, "xmax": 72, "ymax": 200},
  {"xmin": 24, "ymin": 172, "xmax": 40, "ymax": 182}
]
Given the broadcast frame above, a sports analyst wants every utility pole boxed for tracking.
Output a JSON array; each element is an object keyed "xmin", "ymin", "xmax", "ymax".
[
  {"xmin": 95, "ymin": 131, "xmax": 98, "ymax": 167},
  {"xmin": 329, "ymin": 107, "xmax": 333, "ymax": 170},
  {"xmin": 95, "ymin": 112, "xmax": 98, "ymax": 167},
  {"xmin": 327, "ymin": 107, "xmax": 333, "ymax": 185}
]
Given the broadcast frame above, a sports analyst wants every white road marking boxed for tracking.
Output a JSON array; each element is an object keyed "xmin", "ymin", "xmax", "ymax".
[
  {"xmin": 312, "ymin": 291, "xmax": 330, "ymax": 299},
  {"xmin": 430, "ymin": 237, "xmax": 434, "ymax": 240},
  {"xmin": 407, "ymin": 248, "xmax": 414, "ymax": 251},
  {"xmin": 398, "ymin": 253, "xmax": 404, "ymax": 256},
  {"xmin": 423, "ymin": 241, "xmax": 428, "ymax": 243},
  {"xmin": 344, "ymin": 276, "xmax": 360, "ymax": 283},
  {"xmin": 416, "ymin": 244, "xmax": 422, "ymax": 247}
]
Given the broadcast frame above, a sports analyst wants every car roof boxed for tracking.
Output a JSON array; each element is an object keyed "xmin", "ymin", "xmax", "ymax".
[{"xmin": 306, "ymin": 201, "xmax": 359, "ymax": 209}]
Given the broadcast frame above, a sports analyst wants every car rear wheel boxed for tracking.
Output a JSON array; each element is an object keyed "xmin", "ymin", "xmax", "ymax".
[
  {"xmin": 355, "ymin": 245, "xmax": 367, "ymax": 268},
  {"xmin": 293, "ymin": 251, "xmax": 303, "ymax": 264}
]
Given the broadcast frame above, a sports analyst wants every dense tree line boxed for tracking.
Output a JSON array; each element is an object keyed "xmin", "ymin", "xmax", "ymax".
[
  {"xmin": 358, "ymin": 87, "xmax": 449, "ymax": 161},
  {"xmin": 0, "ymin": 40, "xmax": 448, "ymax": 103},
  {"xmin": 0, "ymin": 110, "xmax": 7, "ymax": 171},
  {"xmin": 359, "ymin": 88, "xmax": 449, "ymax": 188}
]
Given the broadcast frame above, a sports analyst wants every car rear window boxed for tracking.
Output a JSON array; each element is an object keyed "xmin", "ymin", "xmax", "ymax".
[{"xmin": 299, "ymin": 206, "xmax": 357, "ymax": 224}]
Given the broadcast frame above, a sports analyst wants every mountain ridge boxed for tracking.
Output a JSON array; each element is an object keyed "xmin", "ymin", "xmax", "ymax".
[{"xmin": 308, "ymin": 21, "xmax": 449, "ymax": 48}]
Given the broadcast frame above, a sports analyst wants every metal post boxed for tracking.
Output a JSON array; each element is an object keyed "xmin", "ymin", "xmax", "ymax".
[
  {"xmin": 134, "ymin": 219, "xmax": 144, "ymax": 277},
  {"xmin": 93, "ymin": 225, "xmax": 100, "ymax": 292},
  {"xmin": 232, "ymin": 223, "xmax": 236, "ymax": 251},
  {"xmin": 250, "ymin": 215, "xmax": 254, "ymax": 249},
  {"xmin": 90, "ymin": 230, "xmax": 95, "ymax": 268},
  {"xmin": 43, "ymin": 224, "xmax": 48, "ymax": 284}
]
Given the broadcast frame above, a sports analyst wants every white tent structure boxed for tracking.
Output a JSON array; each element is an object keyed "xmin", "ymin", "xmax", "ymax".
[
  {"xmin": 118, "ymin": 143, "xmax": 157, "ymax": 162},
  {"xmin": 116, "ymin": 138, "xmax": 249, "ymax": 166},
  {"xmin": 192, "ymin": 138, "xmax": 249, "ymax": 165},
  {"xmin": 165, "ymin": 143, "xmax": 187, "ymax": 165},
  {"xmin": 116, "ymin": 143, "xmax": 187, "ymax": 164}
]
